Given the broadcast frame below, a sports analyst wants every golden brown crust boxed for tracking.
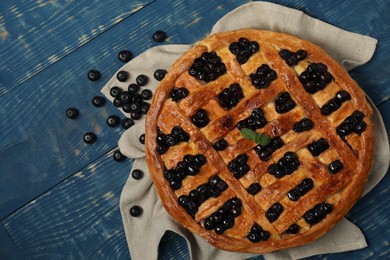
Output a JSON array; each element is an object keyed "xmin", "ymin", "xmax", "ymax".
[{"xmin": 145, "ymin": 29, "xmax": 375, "ymax": 253}]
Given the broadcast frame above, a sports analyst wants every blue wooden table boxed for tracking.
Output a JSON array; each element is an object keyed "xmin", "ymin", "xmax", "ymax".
[{"xmin": 0, "ymin": 0, "xmax": 389, "ymax": 259}]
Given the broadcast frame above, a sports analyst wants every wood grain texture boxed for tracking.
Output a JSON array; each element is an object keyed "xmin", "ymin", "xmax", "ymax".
[
  {"xmin": 159, "ymin": 231, "xmax": 190, "ymax": 260},
  {"xmin": 378, "ymin": 100, "xmax": 390, "ymax": 141},
  {"xmin": 0, "ymin": 0, "xmax": 153, "ymax": 95},
  {"xmin": 2, "ymin": 149, "xmax": 133, "ymax": 259},
  {"xmin": 0, "ymin": 0, "xmax": 388, "ymax": 259},
  {"xmin": 0, "ymin": 85, "xmax": 126, "ymax": 218},
  {"xmin": 0, "ymin": 224, "xmax": 22, "ymax": 260}
]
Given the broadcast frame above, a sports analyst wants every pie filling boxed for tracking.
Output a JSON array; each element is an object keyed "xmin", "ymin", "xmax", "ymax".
[
  {"xmin": 188, "ymin": 52, "xmax": 226, "ymax": 82},
  {"xmin": 236, "ymin": 108, "xmax": 267, "ymax": 130},
  {"xmin": 250, "ymin": 64, "xmax": 277, "ymax": 89},
  {"xmin": 179, "ymin": 175, "xmax": 228, "ymax": 218},
  {"xmin": 254, "ymin": 136, "xmax": 284, "ymax": 162},
  {"xmin": 229, "ymin": 37, "xmax": 259, "ymax": 64},
  {"xmin": 203, "ymin": 197, "xmax": 243, "ymax": 234}
]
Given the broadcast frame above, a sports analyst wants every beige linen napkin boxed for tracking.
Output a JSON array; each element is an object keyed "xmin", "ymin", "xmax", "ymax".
[{"xmin": 101, "ymin": 2, "xmax": 389, "ymax": 259}]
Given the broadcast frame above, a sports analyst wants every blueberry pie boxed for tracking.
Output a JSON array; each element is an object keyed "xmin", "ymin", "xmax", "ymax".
[{"xmin": 145, "ymin": 29, "xmax": 374, "ymax": 253}]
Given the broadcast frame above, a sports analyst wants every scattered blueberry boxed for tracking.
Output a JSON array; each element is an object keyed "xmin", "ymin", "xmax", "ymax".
[
  {"xmin": 130, "ymin": 112, "xmax": 142, "ymax": 120},
  {"xmin": 122, "ymin": 103, "xmax": 131, "ymax": 113},
  {"xmin": 141, "ymin": 89, "xmax": 153, "ymax": 100},
  {"xmin": 130, "ymin": 205, "xmax": 143, "ymax": 217},
  {"xmin": 139, "ymin": 134, "xmax": 145, "ymax": 144},
  {"xmin": 128, "ymin": 102, "xmax": 141, "ymax": 113},
  {"xmin": 121, "ymin": 118, "xmax": 134, "ymax": 129},
  {"xmin": 117, "ymin": 71, "xmax": 129, "ymax": 82},
  {"xmin": 136, "ymin": 74, "xmax": 148, "ymax": 86},
  {"xmin": 66, "ymin": 108, "xmax": 79, "ymax": 119},
  {"xmin": 92, "ymin": 96, "xmax": 106, "ymax": 107},
  {"xmin": 110, "ymin": 86, "xmax": 122, "ymax": 98},
  {"xmin": 106, "ymin": 115, "xmax": 120, "ymax": 127},
  {"xmin": 128, "ymin": 83, "xmax": 140, "ymax": 94},
  {"xmin": 118, "ymin": 50, "xmax": 132, "ymax": 62},
  {"xmin": 113, "ymin": 150, "xmax": 127, "ymax": 162},
  {"xmin": 188, "ymin": 52, "xmax": 226, "ymax": 82},
  {"xmin": 154, "ymin": 69, "xmax": 167, "ymax": 81},
  {"xmin": 152, "ymin": 30, "xmax": 167, "ymax": 43},
  {"xmin": 83, "ymin": 132, "xmax": 97, "ymax": 144},
  {"xmin": 117, "ymin": 91, "xmax": 130, "ymax": 104},
  {"xmin": 87, "ymin": 70, "xmax": 101, "ymax": 81},
  {"xmin": 113, "ymin": 98, "xmax": 122, "ymax": 107},
  {"xmin": 132, "ymin": 169, "xmax": 143, "ymax": 180}
]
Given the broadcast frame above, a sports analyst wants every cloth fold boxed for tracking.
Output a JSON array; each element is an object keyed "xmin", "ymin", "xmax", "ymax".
[{"xmin": 101, "ymin": 2, "xmax": 389, "ymax": 260}]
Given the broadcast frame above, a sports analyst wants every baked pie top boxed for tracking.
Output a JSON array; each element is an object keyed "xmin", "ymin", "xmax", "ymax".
[{"xmin": 145, "ymin": 29, "xmax": 374, "ymax": 253}]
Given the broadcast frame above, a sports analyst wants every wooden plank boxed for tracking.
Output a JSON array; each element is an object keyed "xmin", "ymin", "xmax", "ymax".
[
  {"xmin": 2, "ymin": 150, "xmax": 132, "ymax": 259},
  {"xmin": 0, "ymin": 0, "xmax": 153, "ymax": 94},
  {"xmin": 86, "ymin": 228, "xmax": 129, "ymax": 259},
  {"xmin": 378, "ymin": 99, "xmax": 390, "ymax": 141},
  {"xmin": 0, "ymin": 90, "xmax": 126, "ymax": 219},
  {"xmin": 0, "ymin": 223, "xmax": 23, "ymax": 260}
]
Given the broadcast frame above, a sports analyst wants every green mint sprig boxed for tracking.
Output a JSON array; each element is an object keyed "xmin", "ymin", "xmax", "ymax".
[{"xmin": 240, "ymin": 128, "xmax": 272, "ymax": 146}]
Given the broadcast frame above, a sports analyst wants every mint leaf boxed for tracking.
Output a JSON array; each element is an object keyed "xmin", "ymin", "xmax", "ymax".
[
  {"xmin": 240, "ymin": 128, "xmax": 257, "ymax": 140},
  {"xmin": 240, "ymin": 128, "xmax": 272, "ymax": 146},
  {"xmin": 254, "ymin": 134, "xmax": 272, "ymax": 146}
]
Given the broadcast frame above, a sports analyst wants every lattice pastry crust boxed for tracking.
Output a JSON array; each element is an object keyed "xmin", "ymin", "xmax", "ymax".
[{"xmin": 145, "ymin": 29, "xmax": 374, "ymax": 253}]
